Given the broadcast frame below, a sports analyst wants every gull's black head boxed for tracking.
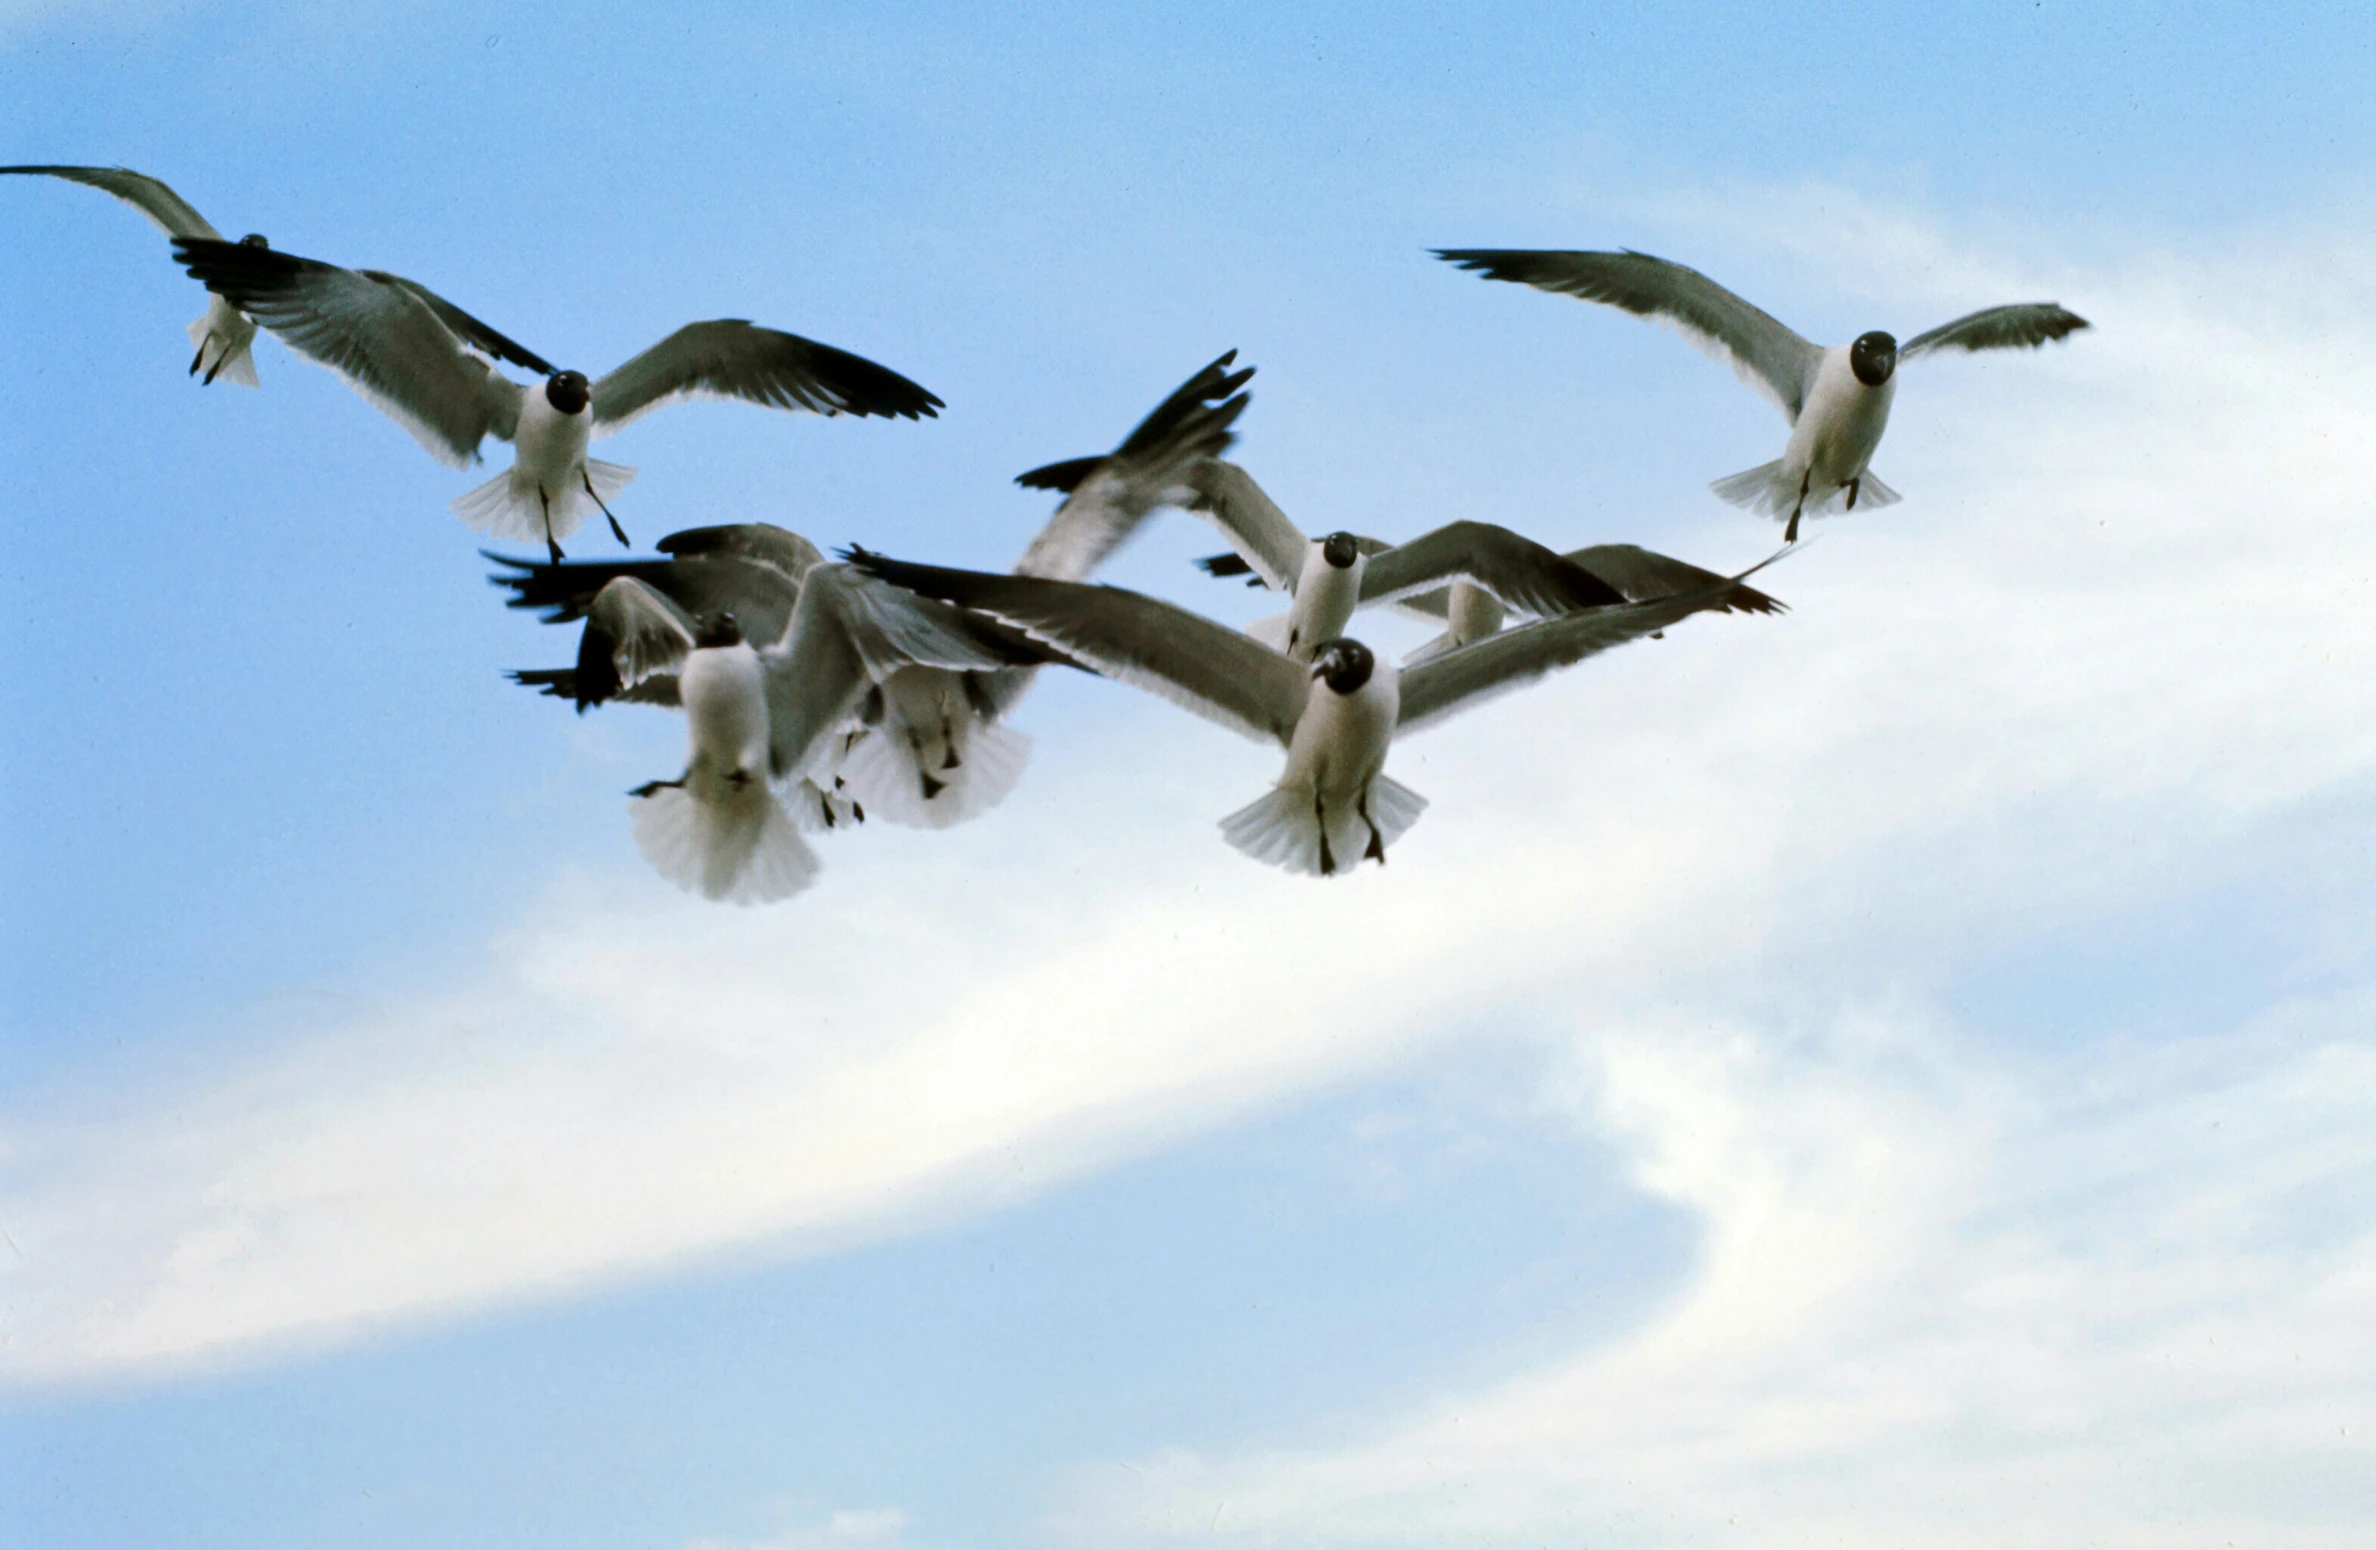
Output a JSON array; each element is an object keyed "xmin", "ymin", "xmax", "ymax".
[
  {"xmin": 1320, "ymin": 531, "xmax": 1362, "ymax": 570},
  {"xmin": 694, "ymin": 612, "xmax": 744, "ymax": 649},
  {"xmin": 238, "ymin": 233, "xmax": 269, "ymax": 249},
  {"xmin": 546, "ymin": 369, "xmax": 592, "ymax": 415},
  {"xmin": 1309, "ymin": 637, "xmax": 1375, "ymax": 695},
  {"xmin": 1850, "ymin": 330, "xmax": 1898, "ymax": 387}
]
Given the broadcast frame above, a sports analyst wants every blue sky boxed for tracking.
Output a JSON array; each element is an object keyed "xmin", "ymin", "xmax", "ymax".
[{"xmin": 4, "ymin": 3, "xmax": 2375, "ymax": 1547}]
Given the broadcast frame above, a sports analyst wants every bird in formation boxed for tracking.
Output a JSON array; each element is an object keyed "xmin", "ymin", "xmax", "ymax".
[
  {"xmin": 1435, "ymin": 247, "xmax": 2090, "ymax": 540},
  {"xmin": 7, "ymin": 164, "xmax": 2100, "ymax": 900}
]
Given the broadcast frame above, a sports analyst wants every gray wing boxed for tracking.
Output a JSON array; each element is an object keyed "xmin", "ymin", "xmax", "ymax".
[
  {"xmin": 586, "ymin": 577, "xmax": 699, "ymax": 690},
  {"xmin": 1397, "ymin": 560, "xmax": 1786, "ymax": 735},
  {"xmin": 359, "ymin": 271, "xmax": 558, "ymax": 375},
  {"xmin": 591, "ymin": 320, "xmax": 942, "ymax": 434},
  {"xmin": 761, "ymin": 564, "xmax": 1045, "ymax": 782},
  {"xmin": 489, "ymin": 536, "xmax": 812, "ymax": 710},
  {"xmin": 847, "ymin": 552, "xmax": 1310, "ymax": 748},
  {"xmin": 656, "ymin": 522, "xmax": 827, "ymax": 584},
  {"xmin": 173, "ymin": 237, "xmax": 523, "ymax": 465},
  {"xmin": 2, "ymin": 164, "xmax": 223, "ymax": 240},
  {"xmin": 1565, "ymin": 543, "xmax": 1786, "ymax": 615},
  {"xmin": 1435, "ymin": 248, "xmax": 1823, "ymax": 421},
  {"xmin": 1362, "ymin": 521, "xmax": 1626, "ymax": 615},
  {"xmin": 1901, "ymin": 303, "xmax": 2091, "ymax": 361},
  {"xmin": 1181, "ymin": 459, "xmax": 1306, "ymax": 591},
  {"xmin": 1010, "ymin": 351, "xmax": 1253, "ymax": 581}
]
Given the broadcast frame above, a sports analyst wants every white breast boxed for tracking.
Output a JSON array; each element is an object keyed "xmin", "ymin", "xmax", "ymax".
[
  {"xmin": 1280, "ymin": 664, "xmax": 1399, "ymax": 800},
  {"xmin": 679, "ymin": 644, "xmax": 770, "ymax": 780},
  {"xmin": 1288, "ymin": 546, "xmax": 1365, "ymax": 660}
]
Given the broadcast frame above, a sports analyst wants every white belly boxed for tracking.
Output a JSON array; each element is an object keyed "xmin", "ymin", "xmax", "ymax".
[
  {"xmin": 1287, "ymin": 547, "xmax": 1365, "ymax": 661},
  {"xmin": 1280, "ymin": 666, "xmax": 1398, "ymax": 803},
  {"xmin": 1786, "ymin": 348, "xmax": 1895, "ymax": 494},
  {"xmin": 680, "ymin": 644, "xmax": 770, "ymax": 783},
  {"xmin": 510, "ymin": 391, "xmax": 593, "ymax": 516}
]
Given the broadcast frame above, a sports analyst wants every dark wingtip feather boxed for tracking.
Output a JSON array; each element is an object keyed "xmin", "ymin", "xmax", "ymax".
[
  {"xmin": 1195, "ymin": 551, "xmax": 1254, "ymax": 578},
  {"xmin": 1013, "ymin": 455, "xmax": 1107, "ymax": 493}
]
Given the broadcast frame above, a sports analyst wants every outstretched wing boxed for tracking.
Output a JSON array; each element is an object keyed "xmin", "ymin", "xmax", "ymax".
[
  {"xmin": 358, "ymin": 271, "xmax": 558, "ymax": 375},
  {"xmin": 2, "ymin": 164, "xmax": 223, "ymax": 240},
  {"xmin": 1901, "ymin": 303, "xmax": 2090, "ymax": 361},
  {"xmin": 586, "ymin": 576, "xmax": 700, "ymax": 691},
  {"xmin": 847, "ymin": 550, "xmax": 1310, "ymax": 749},
  {"xmin": 1435, "ymin": 247, "xmax": 1823, "ymax": 421},
  {"xmin": 1397, "ymin": 556, "xmax": 1788, "ymax": 735},
  {"xmin": 759, "ymin": 564, "xmax": 1047, "ymax": 783},
  {"xmin": 1181, "ymin": 458, "xmax": 1306, "ymax": 591},
  {"xmin": 1010, "ymin": 351, "xmax": 1253, "ymax": 581},
  {"xmin": 1361, "ymin": 521, "xmax": 1626, "ymax": 615},
  {"xmin": 174, "ymin": 236, "xmax": 524, "ymax": 465},
  {"xmin": 1565, "ymin": 543, "xmax": 1787, "ymax": 615},
  {"xmin": 591, "ymin": 320, "xmax": 942, "ymax": 434}
]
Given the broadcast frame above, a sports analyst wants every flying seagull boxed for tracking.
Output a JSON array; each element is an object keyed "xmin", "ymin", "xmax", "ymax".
[
  {"xmin": 2, "ymin": 164, "xmax": 269, "ymax": 385},
  {"xmin": 491, "ymin": 352, "xmax": 1252, "ymax": 829},
  {"xmin": 529, "ymin": 538, "xmax": 1051, "ymax": 902},
  {"xmin": 1434, "ymin": 247, "xmax": 2089, "ymax": 540},
  {"xmin": 846, "ymin": 549, "xmax": 1780, "ymax": 876},
  {"xmin": 173, "ymin": 234, "xmax": 941, "ymax": 559},
  {"xmin": 1184, "ymin": 458, "xmax": 1783, "ymax": 660}
]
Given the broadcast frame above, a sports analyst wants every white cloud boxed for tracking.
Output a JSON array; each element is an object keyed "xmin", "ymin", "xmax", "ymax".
[
  {"xmin": 1041, "ymin": 198, "xmax": 2376, "ymax": 1546},
  {"xmin": 690, "ymin": 1505, "xmax": 912, "ymax": 1550},
  {"xmin": 2, "ymin": 194, "xmax": 2373, "ymax": 1550}
]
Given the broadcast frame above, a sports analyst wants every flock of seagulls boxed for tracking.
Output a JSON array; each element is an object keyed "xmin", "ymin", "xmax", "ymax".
[{"xmin": 7, "ymin": 165, "xmax": 2093, "ymax": 902}]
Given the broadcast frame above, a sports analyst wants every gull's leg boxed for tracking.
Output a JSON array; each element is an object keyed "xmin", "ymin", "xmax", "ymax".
[
  {"xmin": 628, "ymin": 775, "xmax": 686, "ymax": 797},
  {"xmin": 1360, "ymin": 789, "xmax": 1386, "ymax": 865},
  {"xmin": 540, "ymin": 486, "xmax": 564, "ymax": 564},
  {"xmin": 1316, "ymin": 792, "xmax": 1336, "ymax": 876},
  {"xmin": 1846, "ymin": 475, "xmax": 1862, "ymax": 511},
  {"xmin": 583, "ymin": 467, "xmax": 631, "ymax": 548},
  {"xmin": 188, "ymin": 338, "xmax": 207, "ymax": 376},
  {"xmin": 1785, "ymin": 469, "xmax": 1811, "ymax": 544},
  {"xmin": 940, "ymin": 712, "xmax": 961, "ymax": 770}
]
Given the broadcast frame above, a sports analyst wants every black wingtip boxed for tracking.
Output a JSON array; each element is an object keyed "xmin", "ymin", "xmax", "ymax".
[
  {"xmin": 1013, "ymin": 455, "xmax": 1106, "ymax": 493},
  {"xmin": 1194, "ymin": 551, "xmax": 1254, "ymax": 578}
]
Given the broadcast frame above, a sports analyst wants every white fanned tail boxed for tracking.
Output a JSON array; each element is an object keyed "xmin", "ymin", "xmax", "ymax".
[
  {"xmin": 1243, "ymin": 613, "xmax": 1292, "ymax": 653},
  {"xmin": 185, "ymin": 312, "xmax": 258, "ymax": 388},
  {"xmin": 630, "ymin": 780, "xmax": 818, "ymax": 904},
  {"xmin": 1847, "ymin": 469, "xmax": 1901, "ymax": 510},
  {"xmin": 1218, "ymin": 773, "xmax": 1428, "ymax": 877},
  {"xmin": 1709, "ymin": 458, "xmax": 1794, "ymax": 517},
  {"xmin": 451, "ymin": 457, "xmax": 639, "ymax": 543},
  {"xmin": 833, "ymin": 718, "xmax": 1032, "ymax": 830}
]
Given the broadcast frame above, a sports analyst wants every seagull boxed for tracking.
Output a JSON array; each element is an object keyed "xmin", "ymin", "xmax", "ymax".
[
  {"xmin": 845, "ymin": 548, "xmax": 1781, "ymax": 876},
  {"xmin": 2, "ymin": 164, "xmax": 269, "ymax": 385},
  {"xmin": 172, "ymin": 234, "xmax": 942, "ymax": 560},
  {"xmin": 1434, "ymin": 247, "xmax": 2090, "ymax": 541},
  {"xmin": 489, "ymin": 351, "xmax": 1253, "ymax": 829},
  {"xmin": 1183, "ymin": 458, "xmax": 1782, "ymax": 660},
  {"xmin": 521, "ymin": 539, "xmax": 1052, "ymax": 902}
]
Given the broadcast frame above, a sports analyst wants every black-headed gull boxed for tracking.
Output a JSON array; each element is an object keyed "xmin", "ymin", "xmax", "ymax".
[
  {"xmin": 1184, "ymin": 459, "xmax": 1782, "ymax": 660},
  {"xmin": 1435, "ymin": 247, "xmax": 2089, "ymax": 541},
  {"xmin": 2, "ymin": 164, "xmax": 270, "ymax": 386},
  {"xmin": 172, "ymin": 235, "xmax": 941, "ymax": 559},
  {"xmin": 519, "ymin": 539, "xmax": 1050, "ymax": 902},
  {"xmin": 492, "ymin": 353, "xmax": 1251, "ymax": 829},
  {"xmin": 845, "ymin": 549, "xmax": 1780, "ymax": 876}
]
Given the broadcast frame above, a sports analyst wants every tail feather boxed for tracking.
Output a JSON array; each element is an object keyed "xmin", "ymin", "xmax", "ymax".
[
  {"xmin": 630, "ymin": 781, "xmax": 819, "ymax": 904},
  {"xmin": 1709, "ymin": 458, "xmax": 1793, "ymax": 517},
  {"xmin": 1218, "ymin": 775, "xmax": 1428, "ymax": 877},
  {"xmin": 185, "ymin": 312, "xmax": 259, "ymax": 388},
  {"xmin": 451, "ymin": 460, "xmax": 639, "ymax": 543},
  {"xmin": 1852, "ymin": 469, "xmax": 1901, "ymax": 509},
  {"xmin": 833, "ymin": 717, "xmax": 1032, "ymax": 829},
  {"xmin": 1244, "ymin": 613, "xmax": 1292, "ymax": 653}
]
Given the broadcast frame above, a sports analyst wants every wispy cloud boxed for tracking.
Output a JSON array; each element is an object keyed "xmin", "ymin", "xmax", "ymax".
[
  {"xmin": 1044, "ymin": 200, "xmax": 2376, "ymax": 1546},
  {"xmin": 4, "ymin": 184, "xmax": 2374, "ymax": 1497}
]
